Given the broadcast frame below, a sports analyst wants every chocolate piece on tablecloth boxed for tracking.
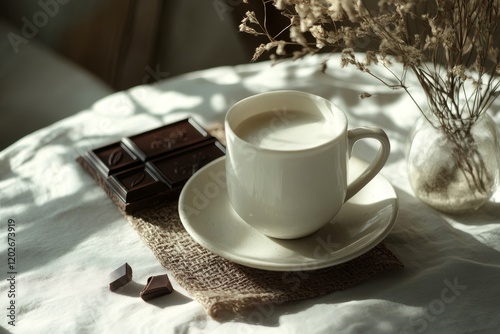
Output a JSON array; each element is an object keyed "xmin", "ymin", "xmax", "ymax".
[
  {"xmin": 77, "ymin": 118, "xmax": 226, "ymax": 214},
  {"xmin": 140, "ymin": 274, "xmax": 174, "ymax": 301},
  {"xmin": 109, "ymin": 263, "xmax": 133, "ymax": 291}
]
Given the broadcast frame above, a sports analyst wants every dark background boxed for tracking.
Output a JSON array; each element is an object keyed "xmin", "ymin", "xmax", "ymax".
[{"xmin": 0, "ymin": 0, "xmax": 286, "ymax": 149}]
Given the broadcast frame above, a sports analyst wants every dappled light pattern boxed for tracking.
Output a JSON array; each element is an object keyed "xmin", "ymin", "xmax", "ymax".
[{"xmin": 0, "ymin": 54, "xmax": 499, "ymax": 333}]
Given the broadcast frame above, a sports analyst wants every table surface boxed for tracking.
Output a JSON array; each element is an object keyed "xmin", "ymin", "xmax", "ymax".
[{"xmin": 1, "ymin": 54, "xmax": 499, "ymax": 334}]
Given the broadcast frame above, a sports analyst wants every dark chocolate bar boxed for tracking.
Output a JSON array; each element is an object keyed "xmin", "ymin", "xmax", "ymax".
[
  {"xmin": 109, "ymin": 263, "xmax": 133, "ymax": 291},
  {"xmin": 140, "ymin": 274, "xmax": 174, "ymax": 301},
  {"xmin": 78, "ymin": 118, "xmax": 225, "ymax": 214}
]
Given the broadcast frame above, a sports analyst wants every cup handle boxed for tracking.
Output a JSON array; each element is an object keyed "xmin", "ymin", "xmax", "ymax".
[{"xmin": 345, "ymin": 127, "xmax": 391, "ymax": 201}]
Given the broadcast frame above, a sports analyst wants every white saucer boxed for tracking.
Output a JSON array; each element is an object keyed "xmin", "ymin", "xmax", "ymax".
[{"xmin": 178, "ymin": 156, "xmax": 398, "ymax": 271}]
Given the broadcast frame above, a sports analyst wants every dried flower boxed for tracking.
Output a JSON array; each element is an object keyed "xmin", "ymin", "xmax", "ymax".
[
  {"xmin": 241, "ymin": 0, "xmax": 500, "ymax": 195},
  {"xmin": 241, "ymin": 0, "xmax": 500, "ymax": 123}
]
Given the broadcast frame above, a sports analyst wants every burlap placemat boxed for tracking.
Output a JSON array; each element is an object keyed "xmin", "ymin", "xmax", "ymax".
[
  {"xmin": 126, "ymin": 202, "xmax": 403, "ymax": 318},
  {"xmin": 80, "ymin": 124, "xmax": 403, "ymax": 318}
]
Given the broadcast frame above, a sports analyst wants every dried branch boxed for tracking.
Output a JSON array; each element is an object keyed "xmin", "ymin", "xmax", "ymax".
[{"xmin": 240, "ymin": 0, "xmax": 500, "ymax": 123}]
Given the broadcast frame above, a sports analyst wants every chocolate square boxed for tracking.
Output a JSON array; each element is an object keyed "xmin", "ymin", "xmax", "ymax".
[
  {"xmin": 147, "ymin": 140, "xmax": 225, "ymax": 188},
  {"xmin": 85, "ymin": 142, "xmax": 140, "ymax": 176},
  {"xmin": 121, "ymin": 118, "xmax": 208, "ymax": 161},
  {"xmin": 106, "ymin": 165, "xmax": 169, "ymax": 203}
]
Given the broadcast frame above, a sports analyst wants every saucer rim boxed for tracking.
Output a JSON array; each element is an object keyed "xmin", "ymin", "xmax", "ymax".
[{"xmin": 178, "ymin": 156, "xmax": 399, "ymax": 271}]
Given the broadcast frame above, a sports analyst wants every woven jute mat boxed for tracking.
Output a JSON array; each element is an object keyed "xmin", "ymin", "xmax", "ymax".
[
  {"xmin": 83, "ymin": 124, "xmax": 403, "ymax": 318},
  {"xmin": 126, "ymin": 202, "xmax": 403, "ymax": 318}
]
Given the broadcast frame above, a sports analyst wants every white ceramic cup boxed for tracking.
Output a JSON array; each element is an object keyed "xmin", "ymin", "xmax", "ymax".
[{"xmin": 225, "ymin": 90, "xmax": 390, "ymax": 239}]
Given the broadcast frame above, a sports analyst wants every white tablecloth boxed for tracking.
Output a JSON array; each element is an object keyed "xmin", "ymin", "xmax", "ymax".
[{"xmin": 1, "ymin": 55, "xmax": 500, "ymax": 334}]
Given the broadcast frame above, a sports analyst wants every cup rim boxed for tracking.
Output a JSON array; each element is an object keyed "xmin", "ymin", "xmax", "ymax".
[{"xmin": 225, "ymin": 90, "xmax": 347, "ymax": 153}]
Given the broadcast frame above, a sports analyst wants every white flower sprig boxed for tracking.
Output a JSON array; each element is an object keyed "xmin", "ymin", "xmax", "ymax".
[{"xmin": 240, "ymin": 0, "xmax": 500, "ymax": 124}]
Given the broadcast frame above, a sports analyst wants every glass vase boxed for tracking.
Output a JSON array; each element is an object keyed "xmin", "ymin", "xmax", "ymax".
[{"xmin": 406, "ymin": 112, "xmax": 500, "ymax": 213}]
